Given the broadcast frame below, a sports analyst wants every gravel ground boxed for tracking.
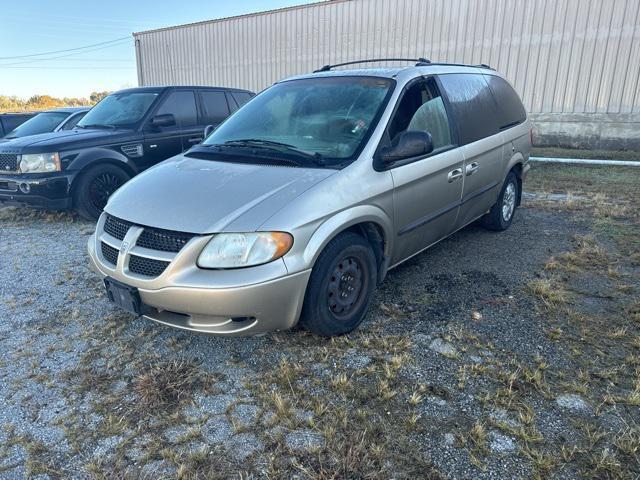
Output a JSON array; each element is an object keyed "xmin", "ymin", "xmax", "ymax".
[{"xmin": 0, "ymin": 165, "xmax": 639, "ymax": 479}]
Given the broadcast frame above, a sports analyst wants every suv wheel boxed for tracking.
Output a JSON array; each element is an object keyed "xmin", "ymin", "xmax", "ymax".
[
  {"xmin": 74, "ymin": 164, "xmax": 130, "ymax": 221},
  {"xmin": 300, "ymin": 232, "xmax": 377, "ymax": 336},
  {"xmin": 481, "ymin": 171, "xmax": 519, "ymax": 231}
]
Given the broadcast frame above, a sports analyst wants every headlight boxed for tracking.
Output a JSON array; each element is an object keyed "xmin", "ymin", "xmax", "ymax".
[
  {"xmin": 20, "ymin": 153, "xmax": 61, "ymax": 173},
  {"xmin": 197, "ymin": 232, "xmax": 293, "ymax": 269}
]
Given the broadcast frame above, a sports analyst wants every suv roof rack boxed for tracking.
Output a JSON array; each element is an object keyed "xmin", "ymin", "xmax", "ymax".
[
  {"xmin": 313, "ymin": 59, "xmax": 494, "ymax": 73},
  {"xmin": 314, "ymin": 58, "xmax": 432, "ymax": 73}
]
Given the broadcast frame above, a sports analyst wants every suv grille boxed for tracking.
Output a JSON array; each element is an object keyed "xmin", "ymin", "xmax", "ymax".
[
  {"xmin": 101, "ymin": 242, "xmax": 119, "ymax": 266},
  {"xmin": 0, "ymin": 154, "xmax": 18, "ymax": 172},
  {"xmin": 137, "ymin": 227, "xmax": 195, "ymax": 253},
  {"xmin": 128, "ymin": 255, "xmax": 169, "ymax": 277},
  {"xmin": 104, "ymin": 215, "xmax": 132, "ymax": 240}
]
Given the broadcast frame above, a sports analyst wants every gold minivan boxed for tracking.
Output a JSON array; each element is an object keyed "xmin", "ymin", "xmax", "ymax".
[{"xmin": 88, "ymin": 60, "xmax": 531, "ymax": 337}]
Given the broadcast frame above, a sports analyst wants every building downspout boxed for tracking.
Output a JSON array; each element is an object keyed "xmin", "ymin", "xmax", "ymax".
[{"xmin": 134, "ymin": 36, "xmax": 144, "ymax": 86}]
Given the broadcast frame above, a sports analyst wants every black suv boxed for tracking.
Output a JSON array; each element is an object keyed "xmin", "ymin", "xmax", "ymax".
[
  {"xmin": 0, "ymin": 86, "xmax": 254, "ymax": 219},
  {"xmin": 0, "ymin": 113, "xmax": 35, "ymax": 138}
]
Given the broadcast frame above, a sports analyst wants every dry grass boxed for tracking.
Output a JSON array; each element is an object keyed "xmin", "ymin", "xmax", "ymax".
[{"xmin": 133, "ymin": 359, "xmax": 210, "ymax": 410}]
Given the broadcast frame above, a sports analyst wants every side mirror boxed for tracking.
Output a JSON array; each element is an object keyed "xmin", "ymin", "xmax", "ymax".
[
  {"xmin": 378, "ymin": 131, "xmax": 434, "ymax": 164},
  {"xmin": 203, "ymin": 124, "xmax": 215, "ymax": 138},
  {"xmin": 150, "ymin": 113, "xmax": 176, "ymax": 128}
]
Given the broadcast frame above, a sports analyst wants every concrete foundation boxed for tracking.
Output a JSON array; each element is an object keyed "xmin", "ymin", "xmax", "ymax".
[{"xmin": 530, "ymin": 113, "xmax": 640, "ymax": 152}]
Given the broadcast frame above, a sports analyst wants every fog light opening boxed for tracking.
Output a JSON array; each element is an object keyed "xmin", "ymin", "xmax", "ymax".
[
  {"xmin": 19, "ymin": 182, "xmax": 31, "ymax": 194},
  {"xmin": 231, "ymin": 316, "xmax": 256, "ymax": 323}
]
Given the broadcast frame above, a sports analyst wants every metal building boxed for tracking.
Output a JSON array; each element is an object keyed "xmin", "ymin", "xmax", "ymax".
[{"xmin": 134, "ymin": 0, "xmax": 640, "ymax": 150}]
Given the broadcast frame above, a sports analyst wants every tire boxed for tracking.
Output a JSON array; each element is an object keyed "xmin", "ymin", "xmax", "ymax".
[
  {"xmin": 74, "ymin": 164, "xmax": 131, "ymax": 221},
  {"xmin": 300, "ymin": 232, "xmax": 378, "ymax": 337},
  {"xmin": 481, "ymin": 171, "xmax": 519, "ymax": 231}
]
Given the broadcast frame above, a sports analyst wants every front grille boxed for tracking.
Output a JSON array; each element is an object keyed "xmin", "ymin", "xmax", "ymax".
[
  {"xmin": 128, "ymin": 255, "xmax": 169, "ymax": 277},
  {"xmin": 0, "ymin": 154, "xmax": 18, "ymax": 172},
  {"xmin": 104, "ymin": 214, "xmax": 132, "ymax": 240},
  {"xmin": 137, "ymin": 227, "xmax": 194, "ymax": 253},
  {"xmin": 101, "ymin": 242, "xmax": 119, "ymax": 266}
]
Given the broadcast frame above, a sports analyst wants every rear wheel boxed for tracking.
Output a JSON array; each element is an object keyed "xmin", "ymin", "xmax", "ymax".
[
  {"xmin": 300, "ymin": 232, "xmax": 377, "ymax": 336},
  {"xmin": 74, "ymin": 164, "xmax": 130, "ymax": 221},
  {"xmin": 481, "ymin": 171, "xmax": 519, "ymax": 231}
]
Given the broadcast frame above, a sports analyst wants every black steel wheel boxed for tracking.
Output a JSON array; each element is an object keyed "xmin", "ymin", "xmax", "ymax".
[
  {"xmin": 300, "ymin": 232, "xmax": 377, "ymax": 336},
  {"xmin": 327, "ymin": 255, "xmax": 369, "ymax": 319}
]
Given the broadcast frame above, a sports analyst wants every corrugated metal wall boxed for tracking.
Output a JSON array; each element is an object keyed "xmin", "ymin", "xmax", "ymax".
[{"xmin": 134, "ymin": 0, "xmax": 640, "ymax": 115}]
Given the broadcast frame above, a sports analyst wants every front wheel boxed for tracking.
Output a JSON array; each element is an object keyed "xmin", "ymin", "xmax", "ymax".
[
  {"xmin": 74, "ymin": 164, "xmax": 131, "ymax": 221},
  {"xmin": 481, "ymin": 171, "xmax": 519, "ymax": 231},
  {"xmin": 299, "ymin": 232, "xmax": 378, "ymax": 337}
]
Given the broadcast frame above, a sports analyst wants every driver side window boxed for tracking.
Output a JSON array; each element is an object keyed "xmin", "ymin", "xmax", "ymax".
[{"xmin": 387, "ymin": 78, "xmax": 453, "ymax": 152}]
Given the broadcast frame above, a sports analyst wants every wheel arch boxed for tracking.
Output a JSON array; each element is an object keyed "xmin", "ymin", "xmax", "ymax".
[
  {"xmin": 68, "ymin": 148, "xmax": 138, "ymax": 181},
  {"xmin": 300, "ymin": 205, "xmax": 393, "ymax": 284},
  {"xmin": 505, "ymin": 152, "xmax": 525, "ymax": 206}
]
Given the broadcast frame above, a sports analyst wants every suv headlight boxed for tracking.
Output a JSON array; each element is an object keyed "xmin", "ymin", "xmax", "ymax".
[
  {"xmin": 197, "ymin": 232, "xmax": 293, "ymax": 269},
  {"xmin": 20, "ymin": 153, "xmax": 61, "ymax": 173}
]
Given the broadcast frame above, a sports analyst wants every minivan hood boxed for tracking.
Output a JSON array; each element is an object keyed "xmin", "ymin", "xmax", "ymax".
[
  {"xmin": 0, "ymin": 128, "xmax": 128, "ymax": 152},
  {"xmin": 105, "ymin": 156, "xmax": 336, "ymax": 233}
]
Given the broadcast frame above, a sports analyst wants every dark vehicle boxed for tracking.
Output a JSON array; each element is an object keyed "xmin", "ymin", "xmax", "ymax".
[
  {"xmin": 1, "ymin": 107, "xmax": 90, "ymax": 142},
  {"xmin": 0, "ymin": 113, "xmax": 36, "ymax": 138},
  {"xmin": 0, "ymin": 86, "xmax": 253, "ymax": 220}
]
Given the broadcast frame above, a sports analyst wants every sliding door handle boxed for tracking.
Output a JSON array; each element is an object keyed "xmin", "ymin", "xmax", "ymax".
[
  {"xmin": 466, "ymin": 162, "xmax": 479, "ymax": 175},
  {"xmin": 447, "ymin": 168, "xmax": 463, "ymax": 183}
]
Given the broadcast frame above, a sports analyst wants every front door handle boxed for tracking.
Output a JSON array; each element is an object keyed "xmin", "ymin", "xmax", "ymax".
[
  {"xmin": 466, "ymin": 162, "xmax": 479, "ymax": 175},
  {"xmin": 188, "ymin": 137, "xmax": 203, "ymax": 144},
  {"xmin": 447, "ymin": 168, "xmax": 463, "ymax": 183}
]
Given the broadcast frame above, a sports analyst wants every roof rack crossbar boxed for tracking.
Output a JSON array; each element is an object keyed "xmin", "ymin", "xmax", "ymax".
[{"xmin": 313, "ymin": 58, "xmax": 431, "ymax": 73}]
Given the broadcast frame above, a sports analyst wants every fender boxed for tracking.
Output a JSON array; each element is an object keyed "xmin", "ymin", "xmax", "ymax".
[
  {"xmin": 297, "ymin": 204, "xmax": 394, "ymax": 271},
  {"xmin": 67, "ymin": 147, "xmax": 139, "ymax": 177},
  {"xmin": 504, "ymin": 150, "xmax": 525, "ymax": 180}
]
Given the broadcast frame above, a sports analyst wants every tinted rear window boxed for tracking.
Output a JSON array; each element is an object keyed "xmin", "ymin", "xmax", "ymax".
[
  {"xmin": 438, "ymin": 73, "xmax": 499, "ymax": 145},
  {"xmin": 231, "ymin": 92, "xmax": 253, "ymax": 107},
  {"xmin": 201, "ymin": 91, "xmax": 230, "ymax": 124},
  {"xmin": 484, "ymin": 75, "xmax": 527, "ymax": 129}
]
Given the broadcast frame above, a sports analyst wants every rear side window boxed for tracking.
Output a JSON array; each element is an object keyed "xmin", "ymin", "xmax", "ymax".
[
  {"xmin": 484, "ymin": 75, "xmax": 527, "ymax": 129},
  {"xmin": 231, "ymin": 92, "xmax": 252, "ymax": 107},
  {"xmin": 438, "ymin": 73, "xmax": 499, "ymax": 145},
  {"xmin": 156, "ymin": 91, "xmax": 198, "ymax": 127},
  {"xmin": 201, "ymin": 91, "xmax": 230, "ymax": 124}
]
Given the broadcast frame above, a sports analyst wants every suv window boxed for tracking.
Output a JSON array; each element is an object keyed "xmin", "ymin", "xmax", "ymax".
[
  {"xmin": 438, "ymin": 73, "xmax": 499, "ymax": 145},
  {"xmin": 231, "ymin": 92, "xmax": 252, "ymax": 107},
  {"xmin": 61, "ymin": 112, "xmax": 86, "ymax": 130},
  {"xmin": 156, "ymin": 91, "xmax": 197, "ymax": 127},
  {"xmin": 484, "ymin": 75, "xmax": 527, "ymax": 129},
  {"xmin": 387, "ymin": 77, "xmax": 453, "ymax": 152},
  {"xmin": 201, "ymin": 91, "xmax": 230, "ymax": 124}
]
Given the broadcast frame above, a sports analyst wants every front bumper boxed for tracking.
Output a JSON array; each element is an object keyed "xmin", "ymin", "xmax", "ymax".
[
  {"xmin": 87, "ymin": 228, "xmax": 311, "ymax": 336},
  {"xmin": 0, "ymin": 172, "xmax": 74, "ymax": 209}
]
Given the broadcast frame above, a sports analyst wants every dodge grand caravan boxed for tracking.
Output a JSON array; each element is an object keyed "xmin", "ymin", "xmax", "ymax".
[
  {"xmin": 0, "ymin": 86, "xmax": 253, "ymax": 220},
  {"xmin": 88, "ymin": 60, "xmax": 531, "ymax": 337}
]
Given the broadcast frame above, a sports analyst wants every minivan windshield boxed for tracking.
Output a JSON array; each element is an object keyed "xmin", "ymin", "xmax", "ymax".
[
  {"xmin": 6, "ymin": 111, "xmax": 70, "ymax": 138},
  {"xmin": 203, "ymin": 77, "xmax": 394, "ymax": 165},
  {"xmin": 77, "ymin": 92, "xmax": 158, "ymax": 128}
]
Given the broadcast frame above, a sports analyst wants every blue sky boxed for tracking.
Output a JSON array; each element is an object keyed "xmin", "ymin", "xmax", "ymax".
[{"xmin": 0, "ymin": 0, "xmax": 317, "ymax": 99}]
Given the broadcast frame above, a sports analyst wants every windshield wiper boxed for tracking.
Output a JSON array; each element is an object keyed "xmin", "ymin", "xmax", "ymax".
[
  {"xmin": 77, "ymin": 124, "xmax": 117, "ymax": 130},
  {"xmin": 210, "ymin": 139, "xmax": 325, "ymax": 166}
]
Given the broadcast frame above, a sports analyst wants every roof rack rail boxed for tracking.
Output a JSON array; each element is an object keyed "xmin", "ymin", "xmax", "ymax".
[{"xmin": 313, "ymin": 58, "xmax": 431, "ymax": 73}]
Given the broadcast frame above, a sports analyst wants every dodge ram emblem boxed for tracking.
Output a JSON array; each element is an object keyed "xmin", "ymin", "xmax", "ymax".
[{"xmin": 120, "ymin": 241, "xmax": 129, "ymax": 255}]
